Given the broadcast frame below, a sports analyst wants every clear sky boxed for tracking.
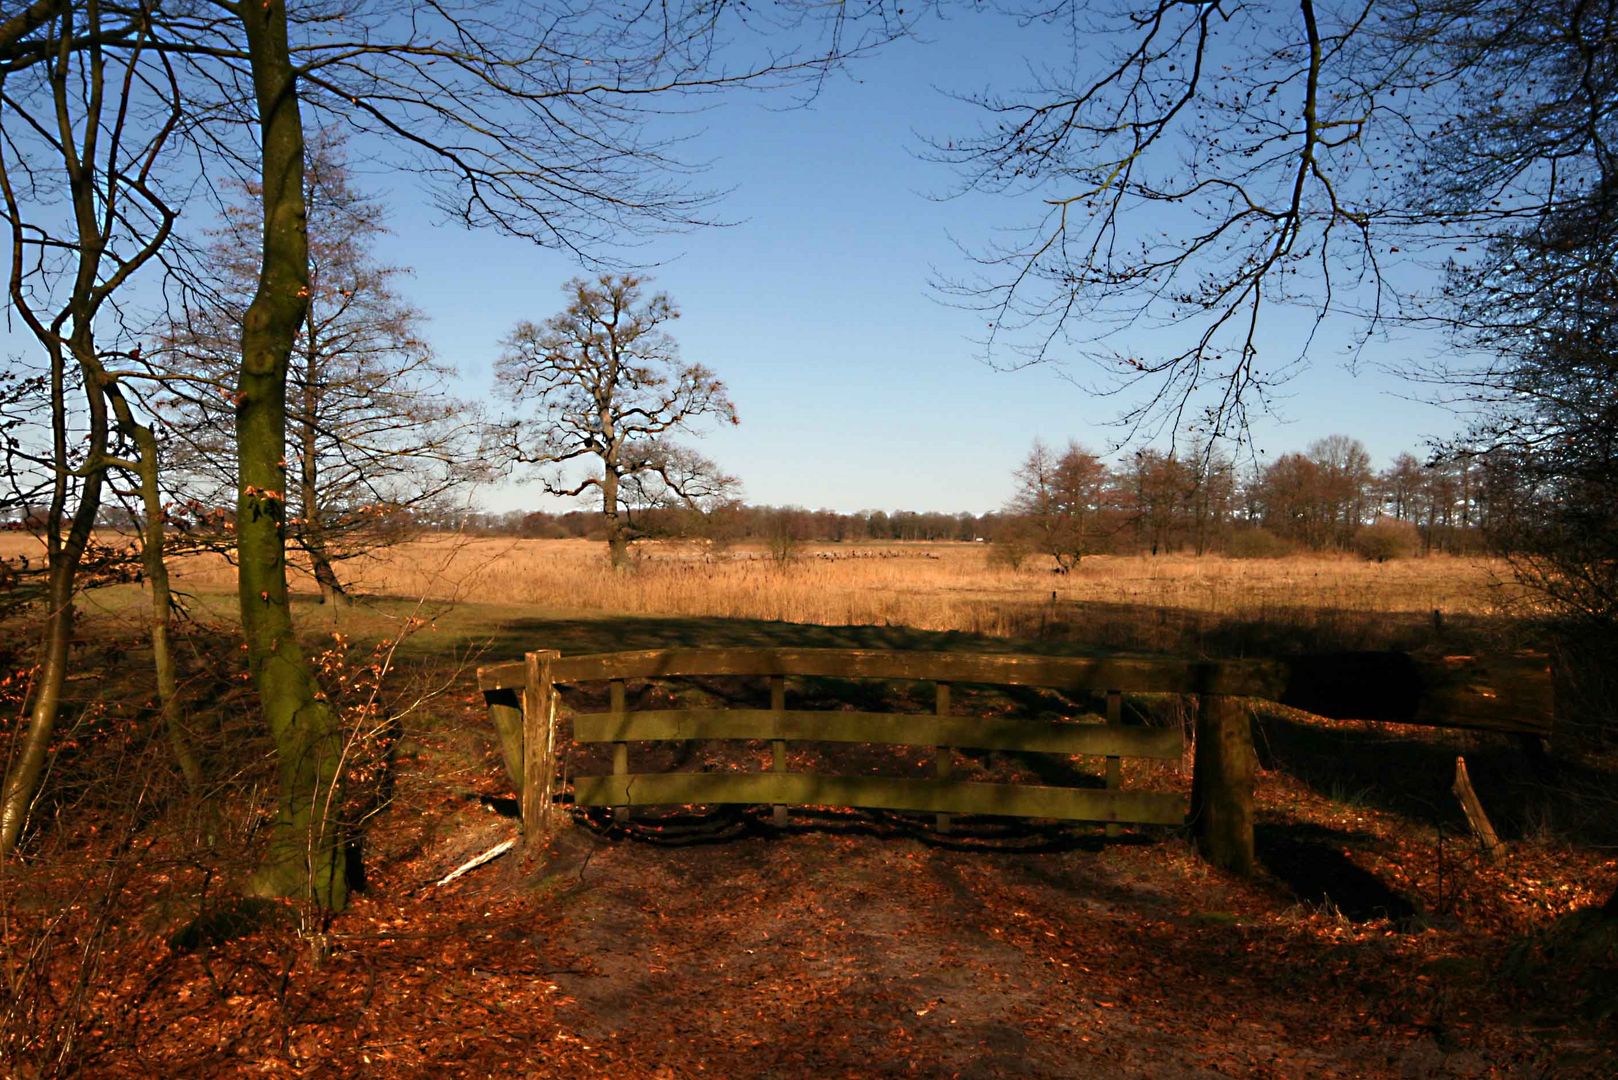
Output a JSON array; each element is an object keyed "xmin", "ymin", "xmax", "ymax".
[{"xmin": 40, "ymin": 7, "xmax": 1465, "ymax": 518}]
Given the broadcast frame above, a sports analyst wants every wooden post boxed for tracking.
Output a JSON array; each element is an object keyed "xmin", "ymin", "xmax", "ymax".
[
  {"xmin": 935, "ymin": 682, "xmax": 952, "ymax": 834},
  {"xmin": 522, "ymin": 650, "xmax": 561, "ymax": 841},
  {"xmin": 1191, "ymin": 692, "xmax": 1255, "ymax": 875},
  {"xmin": 770, "ymin": 676, "xmax": 788, "ymax": 827},
  {"xmin": 1452, "ymin": 756, "xmax": 1503, "ymax": 862},
  {"xmin": 611, "ymin": 679, "xmax": 628, "ymax": 825},
  {"xmin": 1104, "ymin": 689, "xmax": 1123, "ymax": 838}
]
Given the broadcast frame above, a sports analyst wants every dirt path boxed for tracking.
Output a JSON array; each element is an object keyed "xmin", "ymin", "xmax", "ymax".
[{"xmin": 511, "ymin": 814, "xmax": 1595, "ymax": 1078}]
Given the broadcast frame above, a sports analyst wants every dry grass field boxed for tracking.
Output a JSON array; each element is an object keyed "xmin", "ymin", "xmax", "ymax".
[
  {"xmin": 96, "ymin": 534, "xmax": 1529, "ymax": 646},
  {"xmin": 0, "ymin": 530, "xmax": 1529, "ymax": 656}
]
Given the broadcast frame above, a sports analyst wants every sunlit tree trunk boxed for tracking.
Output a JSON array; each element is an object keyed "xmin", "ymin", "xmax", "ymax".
[
  {"xmin": 298, "ymin": 334, "xmax": 345, "ymax": 604},
  {"xmin": 129, "ymin": 416, "xmax": 202, "ymax": 791},
  {"xmin": 601, "ymin": 467, "xmax": 629, "ymax": 568},
  {"xmin": 237, "ymin": 0, "xmax": 347, "ymax": 909}
]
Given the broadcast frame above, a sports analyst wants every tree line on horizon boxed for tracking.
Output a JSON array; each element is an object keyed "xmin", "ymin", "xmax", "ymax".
[{"xmin": 447, "ymin": 433, "xmax": 1507, "ymax": 563}]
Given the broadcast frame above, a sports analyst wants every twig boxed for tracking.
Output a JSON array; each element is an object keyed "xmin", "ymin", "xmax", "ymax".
[{"xmin": 434, "ymin": 838, "xmax": 517, "ymax": 887}]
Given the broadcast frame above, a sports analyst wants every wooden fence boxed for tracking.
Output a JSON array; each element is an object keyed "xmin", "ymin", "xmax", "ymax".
[
  {"xmin": 479, "ymin": 648, "xmax": 1294, "ymax": 872},
  {"xmin": 476, "ymin": 646, "xmax": 1552, "ymax": 876}
]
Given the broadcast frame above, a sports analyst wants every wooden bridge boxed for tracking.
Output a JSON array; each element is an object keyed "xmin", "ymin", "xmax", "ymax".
[{"xmin": 477, "ymin": 646, "xmax": 1552, "ymax": 875}]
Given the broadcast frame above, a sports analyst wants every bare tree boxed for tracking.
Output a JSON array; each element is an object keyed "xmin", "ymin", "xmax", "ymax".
[
  {"xmin": 0, "ymin": 5, "xmax": 197, "ymax": 855},
  {"xmin": 934, "ymin": 1, "xmax": 1401, "ymax": 440},
  {"xmin": 155, "ymin": 129, "xmax": 478, "ymax": 604},
  {"xmin": 1007, "ymin": 439, "xmax": 1110, "ymax": 571},
  {"xmin": 497, "ymin": 273, "xmax": 739, "ymax": 567}
]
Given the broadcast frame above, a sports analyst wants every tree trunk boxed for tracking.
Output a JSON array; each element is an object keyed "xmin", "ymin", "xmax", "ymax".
[
  {"xmin": 0, "ymin": 485, "xmax": 102, "ymax": 854},
  {"xmin": 298, "ymin": 320, "xmax": 346, "ymax": 605},
  {"xmin": 237, "ymin": 0, "xmax": 348, "ymax": 909},
  {"xmin": 1603, "ymin": 884, "xmax": 1618, "ymax": 919},
  {"xmin": 131, "ymin": 419, "xmax": 203, "ymax": 791},
  {"xmin": 602, "ymin": 469, "xmax": 629, "ymax": 568},
  {"xmin": 0, "ymin": 339, "xmax": 108, "ymax": 855}
]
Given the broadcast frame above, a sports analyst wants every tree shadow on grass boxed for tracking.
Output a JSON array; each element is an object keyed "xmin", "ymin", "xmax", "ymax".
[
  {"xmin": 1256, "ymin": 822, "xmax": 1420, "ymax": 924},
  {"xmin": 470, "ymin": 613, "xmax": 1135, "ymax": 663},
  {"xmin": 1253, "ymin": 709, "xmax": 1618, "ymax": 847}
]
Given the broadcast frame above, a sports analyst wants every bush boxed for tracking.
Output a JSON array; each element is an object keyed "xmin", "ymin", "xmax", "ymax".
[
  {"xmin": 1223, "ymin": 526, "xmax": 1297, "ymax": 559},
  {"xmin": 1354, "ymin": 517, "xmax": 1421, "ymax": 562}
]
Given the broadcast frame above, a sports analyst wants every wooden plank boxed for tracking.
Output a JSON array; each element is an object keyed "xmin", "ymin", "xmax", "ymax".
[
  {"xmin": 548, "ymin": 647, "xmax": 1284, "ymax": 696},
  {"xmin": 483, "ymin": 688, "xmax": 524, "ymax": 795},
  {"xmin": 570, "ymin": 709, "xmax": 1182, "ymax": 759},
  {"xmin": 477, "ymin": 660, "xmax": 527, "ymax": 692},
  {"xmin": 571, "ymin": 772, "xmax": 1186, "ymax": 826},
  {"xmin": 1452, "ymin": 755, "xmax": 1503, "ymax": 862}
]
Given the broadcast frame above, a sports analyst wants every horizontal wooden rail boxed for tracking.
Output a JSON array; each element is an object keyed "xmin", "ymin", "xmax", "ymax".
[
  {"xmin": 478, "ymin": 647, "xmax": 1284, "ymax": 697},
  {"xmin": 572, "ymin": 772, "xmax": 1186, "ymax": 826},
  {"xmin": 571, "ymin": 708, "xmax": 1182, "ymax": 759}
]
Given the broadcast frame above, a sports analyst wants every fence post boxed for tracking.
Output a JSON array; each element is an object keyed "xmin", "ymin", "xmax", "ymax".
[
  {"xmin": 610, "ymin": 678, "xmax": 629, "ymax": 825},
  {"xmin": 1192, "ymin": 692, "xmax": 1255, "ymax": 875},
  {"xmin": 522, "ymin": 650, "xmax": 561, "ymax": 841},
  {"xmin": 1104, "ymin": 689, "xmax": 1123, "ymax": 838},
  {"xmin": 934, "ymin": 681, "xmax": 952, "ymax": 834},
  {"xmin": 769, "ymin": 676, "xmax": 789, "ymax": 826}
]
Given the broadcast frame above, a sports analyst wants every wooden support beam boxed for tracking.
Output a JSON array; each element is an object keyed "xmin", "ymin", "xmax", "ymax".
[
  {"xmin": 611, "ymin": 678, "xmax": 628, "ymax": 826},
  {"xmin": 573, "ymin": 771, "xmax": 1185, "ymax": 825},
  {"xmin": 571, "ymin": 709, "xmax": 1180, "ymax": 759},
  {"xmin": 1452, "ymin": 756, "xmax": 1503, "ymax": 862},
  {"xmin": 771, "ymin": 675, "xmax": 787, "ymax": 827},
  {"xmin": 477, "ymin": 648, "xmax": 1286, "ymax": 697},
  {"xmin": 484, "ymin": 687, "xmax": 524, "ymax": 796},
  {"xmin": 1104, "ymin": 689, "xmax": 1122, "ymax": 839},
  {"xmin": 1192, "ymin": 693, "xmax": 1254, "ymax": 875},
  {"xmin": 935, "ymin": 681, "xmax": 952, "ymax": 834}
]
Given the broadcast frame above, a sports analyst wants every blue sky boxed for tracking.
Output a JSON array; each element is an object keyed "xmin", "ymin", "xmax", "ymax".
[
  {"xmin": 353, "ymin": 8, "xmax": 1463, "ymax": 516},
  {"xmin": 0, "ymin": 7, "xmax": 1459, "ymax": 518}
]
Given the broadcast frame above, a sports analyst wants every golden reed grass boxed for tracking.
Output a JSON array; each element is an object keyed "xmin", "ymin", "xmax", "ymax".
[
  {"xmin": 0, "ymin": 532, "xmax": 1524, "ymax": 637},
  {"xmin": 146, "ymin": 537, "xmax": 1523, "ymax": 633}
]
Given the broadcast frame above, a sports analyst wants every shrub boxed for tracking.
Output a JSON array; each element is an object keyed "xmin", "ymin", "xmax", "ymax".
[
  {"xmin": 1354, "ymin": 517, "xmax": 1422, "ymax": 562},
  {"xmin": 1224, "ymin": 526, "xmax": 1297, "ymax": 559}
]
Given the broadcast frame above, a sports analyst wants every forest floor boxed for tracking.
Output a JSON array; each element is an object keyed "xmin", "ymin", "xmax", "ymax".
[{"xmin": 3, "ymin": 596, "xmax": 1617, "ymax": 1078}]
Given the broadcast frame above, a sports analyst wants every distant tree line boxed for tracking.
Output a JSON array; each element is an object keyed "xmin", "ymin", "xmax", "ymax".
[{"xmin": 433, "ymin": 432, "xmax": 1519, "ymax": 562}]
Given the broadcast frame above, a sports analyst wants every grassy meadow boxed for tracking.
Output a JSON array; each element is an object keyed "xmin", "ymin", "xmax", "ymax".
[{"xmin": 83, "ymin": 534, "xmax": 1530, "ymax": 655}]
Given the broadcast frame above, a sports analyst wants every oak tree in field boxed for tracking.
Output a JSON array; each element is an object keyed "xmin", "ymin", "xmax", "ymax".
[
  {"xmin": 1008, "ymin": 439, "xmax": 1110, "ymax": 572},
  {"xmin": 497, "ymin": 274, "xmax": 739, "ymax": 567},
  {"xmin": 157, "ymin": 131, "xmax": 476, "ymax": 604}
]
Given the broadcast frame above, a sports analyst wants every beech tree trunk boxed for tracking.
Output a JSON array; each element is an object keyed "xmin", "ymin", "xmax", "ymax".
[
  {"xmin": 237, "ymin": 0, "xmax": 348, "ymax": 909},
  {"xmin": 130, "ymin": 419, "xmax": 202, "ymax": 791},
  {"xmin": 298, "ymin": 327, "xmax": 346, "ymax": 604}
]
